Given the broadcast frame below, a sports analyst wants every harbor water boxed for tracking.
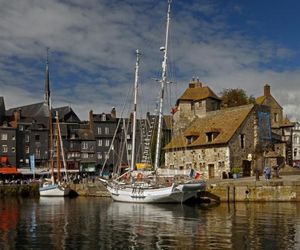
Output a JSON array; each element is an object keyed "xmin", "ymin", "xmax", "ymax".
[{"xmin": 1, "ymin": 197, "xmax": 300, "ymax": 249}]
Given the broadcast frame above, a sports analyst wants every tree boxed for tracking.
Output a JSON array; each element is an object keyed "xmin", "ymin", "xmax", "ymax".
[{"xmin": 219, "ymin": 88, "xmax": 255, "ymax": 108}]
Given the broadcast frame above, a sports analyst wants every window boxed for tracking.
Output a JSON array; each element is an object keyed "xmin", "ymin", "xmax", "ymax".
[
  {"xmin": 97, "ymin": 127, "xmax": 102, "ymax": 135},
  {"xmin": 128, "ymin": 143, "xmax": 132, "ymax": 150},
  {"xmin": 274, "ymin": 113, "xmax": 278, "ymax": 122},
  {"xmin": 11, "ymin": 147, "xmax": 16, "ymax": 153},
  {"xmin": 2, "ymin": 145, "xmax": 8, "ymax": 153},
  {"xmin": 97, "ymin": 152, "xmax": 102, "ymax": 159},
  {"xmin": 98, "ymin": 140, "xmax": 103, "ymax": 146},
  {"xmin": 35, "ymin": 148, "xmax": 40, "ymax": 157},
  {"xmin": 82, "ymin": 153, "xmax": 88, "ymax": 159},
  {"xmin": 240, "ymin": 134, "xmax": 245, "ymax": 149},
  {"xmin": 35, "ymin": 135, "xmax": 40, "ymax": 141},
  {"xmin": 25, "ymin": 146, "xmax": 29, "ymax": 154},
  {"xmin": 25, "ymin": 135, "xmax": 30, "ymax": 142},
  {"xmin": 206, "ymin": 132, "xmax": 213, "ymax": 142},
  {"xmin": 12, "ymin": 135, "xmax": 16, "ymax": 141},
  {"xmin": 294, "ymin": 148, "xmax": 297, "ymax": 157},
  {"xmin": 105, "ymin": 127, "xmax": 109, "ymax": 135},
  {"xmin": 105, "ymin": 140, "xmax": 110, "ymax": 147},
  {"xmin": 82, "ymin": 142, "xmax": 88, "ymax": 150},
  {"xmin": 19, "ymin": 125, "xmax": 24, "ymax": 131},
  {"xmin": 101, "ymin": 114, "xmax": 106, "ymax": 121},
  {"xmin": 104, "ymin": 152, "xmax": 109, "ymax": 159},
  {"xmin": 70, "ymin": 141, "xmax": 74, "ymax": 149},
  {"xmin": 1, "ymin": 133, "xmax": 7, "ymax": 140}
]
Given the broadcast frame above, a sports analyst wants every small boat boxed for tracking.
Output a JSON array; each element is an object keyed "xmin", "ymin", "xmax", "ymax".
[{"xmin": 39, "ymin": 182, "xmax": 70, "ymax": 197}]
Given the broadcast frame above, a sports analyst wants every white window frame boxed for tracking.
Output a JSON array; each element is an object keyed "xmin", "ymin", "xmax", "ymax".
[
  {"xmin": 2, "ymin": 145, "xmax": 8, "ymax": 153},
  {"xmin": 1, "ymin": 133, "xmax": 7, "ymax": 140}
]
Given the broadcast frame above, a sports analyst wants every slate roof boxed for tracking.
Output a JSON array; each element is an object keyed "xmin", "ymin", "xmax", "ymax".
[
  {"xmin": 178, "ymin": 86, "xmax": 221, "ymax": 102},
  {"xmin": 6, "ymin": 103, "xmax": 80, "ymax": 122},
  {"xmin": 6, "ymin": 102, "xmax": 49, "ymax": 117},
  {"xmin": 164, "ymin": 104, "xmax": 255, "ymax": 150}
]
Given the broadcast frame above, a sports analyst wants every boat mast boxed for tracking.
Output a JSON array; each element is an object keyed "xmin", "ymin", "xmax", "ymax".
[
  {"xmin": 130, "ymin": 49, "xmax": 141, "ymax": 171},
  {"xmin": 56, "ymin": 112, "xmax": 61, "ymax": 182},
  {"xmin": 45, "ymin": 48, "xmax": 55, "ymax": 185},
  {"xmin": 56, "ymin": 111, "xmax": 68, "ymax": 181},
  {"xmin": 154, "ymin": 0, "xmax": 171, "ymax": 170}
]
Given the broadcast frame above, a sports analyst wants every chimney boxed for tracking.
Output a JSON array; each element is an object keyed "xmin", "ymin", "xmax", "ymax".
[
  {"xmin": 189, "ymin": 77, "xmax": 196, "ymax": 88},
  {"xmin": 13, "ymin": 109, "xmax": 21, "ymax": 122},
  {"xmin": 264, "ymin": 84, "xmax": 271, "ymax": 96},
  {"xmin": 89, "ymin": 110, "xmax": 94, "ymax": 131},
  {"xmin": 189, "ymin": 77, "xmax": 202, "ymax": 88},
  {"xmin": 111, "ymin": 107, "xmax": 116, "ymax": 118}
]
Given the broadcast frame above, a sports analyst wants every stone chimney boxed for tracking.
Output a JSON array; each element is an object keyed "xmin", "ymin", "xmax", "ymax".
[
  {"xmin": 189, "ymin": 77, "xmax": 202, "ymax": 88},
  {"xmin": 13, "ymin": 109, "xmax": 21, "ymax": 122},
  {"xmin": 264, "ymin": 84, "xmax": 271, "ymax": 97},
  {"xmin": 111, "ymin": 107, "xmax": 116, "ymax": 118},
  {"xmin": 89, "ymin": 110, "xmax": 94, "ymax": 131}
]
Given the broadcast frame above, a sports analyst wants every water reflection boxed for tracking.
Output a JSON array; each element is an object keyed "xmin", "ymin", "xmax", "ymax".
[{"xmin": 1, "ymin": 198, "xmax": 300, "ymax": 249}]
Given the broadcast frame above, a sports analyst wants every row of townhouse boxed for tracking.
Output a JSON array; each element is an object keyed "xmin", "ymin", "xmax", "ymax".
[
  {"xmin": 164, "ymin": 79, "xmax": 294, "ymax": 179},
  {"xmin": 0, "ymin": 96, "xmax": 171, "ymax": 174}
]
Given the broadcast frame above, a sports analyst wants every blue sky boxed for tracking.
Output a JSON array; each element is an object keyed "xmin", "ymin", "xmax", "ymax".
[{"xmin": 1, "ymin": 0, "xmax": 300, "ymax": 121}]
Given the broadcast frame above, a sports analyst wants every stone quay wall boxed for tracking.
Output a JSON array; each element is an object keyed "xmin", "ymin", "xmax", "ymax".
[{"xmin": 204, "ymin": 177, "xmax": 300, "ymax": 202}]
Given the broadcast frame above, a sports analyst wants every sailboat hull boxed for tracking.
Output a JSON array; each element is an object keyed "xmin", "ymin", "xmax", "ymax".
[
  {"xmin": 106, "ymin": 184, "xmax": 200, "ymax": 203},
  {"xmin": 39, "ymin": 184, "xmax": 70, "ymax": 197}
]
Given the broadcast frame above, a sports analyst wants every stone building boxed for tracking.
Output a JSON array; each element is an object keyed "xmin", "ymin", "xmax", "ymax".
[
  {"xmin": 292, "ymin": 122, "xmax": 300, "ymax": 167},
  {"xmin": 172, "ymin": 79, "xmax": 221, "ymax": 135},
  {"xmin": 256, "ymin": 84, "xmax": 294, "ymax": 166},
  {"xmin": 165, "ymin": 104, "xmax": 272, "ymax": 179}
]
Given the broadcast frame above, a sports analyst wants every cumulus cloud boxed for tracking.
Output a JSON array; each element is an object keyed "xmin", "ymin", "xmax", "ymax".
[{"xmin": 0, "ymin": 0, "xmax": 299, "ymax": 121}]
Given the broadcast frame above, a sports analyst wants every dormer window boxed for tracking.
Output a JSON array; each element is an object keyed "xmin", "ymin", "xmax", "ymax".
[
  {"xmin": 187, "ymin": 136, "xmax": 194, "ymax": 145},
  {"xmin": 101, "ymin": 114, "xmax": 106, "ymax": 121},
  {"xmin": 204, "ymin": 128, "xmax": 220, "ymax": 143},
  {"xmin": 184, "ymin": 132, "xmax": 199, "ymax": 145},
  {"xmin": 206, "ymin": 132, "xmax": 213, "ymax": 142}
]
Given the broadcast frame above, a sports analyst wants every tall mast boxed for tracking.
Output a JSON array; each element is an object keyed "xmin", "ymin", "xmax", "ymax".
[
  {"xmin": 130, "ymin": 50, "xmax": 141, "ymax": 171},
  {"xmin": 56, "ymin": 112, "xmax": 61, "ymax": 182},
  {"xmin": 45, "ymin": 48, "xmax": 55, "ymax": 184},
  {"xmin": 44, "ymin": 48, "xmax": 50, "ymax": 107},
  {"xmin": 154, "ymin": 0, "xmax": 171, "ymax": 170}
]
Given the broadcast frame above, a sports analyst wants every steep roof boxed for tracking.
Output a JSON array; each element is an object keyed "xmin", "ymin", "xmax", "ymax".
[
  {"xmin": 165, "ymin": 104, "xmax": 254, "ymax": 150},
  {"xmin": 178, "ymin": 86, "xmax": 221, "ymax": 102},
  {"xmin": 6, "ymin": 102, "xmax": 48, "ymax": 117}
]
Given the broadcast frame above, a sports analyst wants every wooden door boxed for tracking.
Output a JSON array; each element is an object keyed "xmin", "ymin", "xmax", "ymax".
[{"xmin": 208, "ymin": 164, "xmax": 215, "ymax": 179}]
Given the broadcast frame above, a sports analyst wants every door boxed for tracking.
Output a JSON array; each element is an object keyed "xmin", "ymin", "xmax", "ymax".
[
  {"xmin": 242, "ymin": 160, "xmax": 251, "ymax": 177},
  {"xmin": 208, "ymin": 164, "xmax": 215, "ymax": 179}
]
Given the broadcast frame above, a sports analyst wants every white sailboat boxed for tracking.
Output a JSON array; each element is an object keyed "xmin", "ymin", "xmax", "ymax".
[
  {"xmin": 102, "ymin": 0, "xmax": 205, "ymax": 203},
  {"xmin": 39, "ymin": 111, "xmax": 70, "ymax": 197}
]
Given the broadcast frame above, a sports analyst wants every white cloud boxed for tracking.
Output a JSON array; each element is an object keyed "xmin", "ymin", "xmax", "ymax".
[{"xmin": 0, "ymin": 0, "xmax": 299, "ymax": 122}]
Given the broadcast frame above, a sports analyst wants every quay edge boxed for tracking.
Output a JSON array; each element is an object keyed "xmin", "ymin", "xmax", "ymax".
[{"xmin": 201, "ymin": 175, "xmax": 300, "ymax": 202}]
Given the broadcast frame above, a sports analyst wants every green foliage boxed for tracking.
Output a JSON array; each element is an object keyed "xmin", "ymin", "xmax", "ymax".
[
  {"xmin": 232, "ymin": 167, "xmax": 241, "ymax": 174},
  {"xmin": 219, "ymin": 88, "xmax": 255, "ymax": 108}
]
